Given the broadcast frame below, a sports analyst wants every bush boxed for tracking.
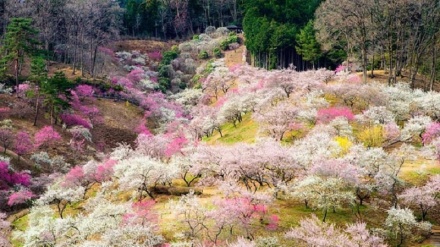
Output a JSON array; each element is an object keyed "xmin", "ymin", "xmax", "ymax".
[
  {"xmin": 220, "ymin": 35, "xmax": 239, "ymax": 50},
  {"xmin": 205, "ymin": 26, "xmax": 216, "ymax": 35},
  {"xmin": 356, "ymin": 125, "xmax": 384, "ymax": 147},
  {"xmin": 161, "ymin": 50, "xmax": 179, "ymax": 65},
  {"xmin": 213, "ymin": 47, "xmax": 222, "ymax": 58},
  {"xmin": 198, "ymin": 50, "xmax": 209, "ymax": 59},
  {"xmin": 159, "ymin": 78, "xmax": 171, "ymax": 93},
  {"xmin": 192, "ymin": 34, "xmax": 200, "ymax": 40}
]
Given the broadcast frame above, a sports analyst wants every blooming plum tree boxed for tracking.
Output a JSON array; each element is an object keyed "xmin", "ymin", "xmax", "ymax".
[
  {"xmin": 0, "ymin": 212, "xmax": 11, "ymax": 247},
  {"xmin": 14, "ymin": 131, "xmax": 33, "ymax": 159},
  {"xmin": 317, "ymin": 106, "xmax": 354, "ymax": 124},
  {"xmin": 0, "ymin": 128, "xmax": 14, "ymax": 154},
  {"xmin": 7, "ymin": 189, "xmax": 35, "ymax": 206},
  {"xmin": 34, "ymin": 126, "xmax": 62, "ymax": 149},
  {"xmin": 289, "ymin": 176, "xmax": 355, "ymax": 221},
  {"xmin": 285, "ymin": 214, "xmax": 386, "ymax": 247},
  {"xmin": 114, "ymin": 154, "xmax": 179, "ymax": 199}
]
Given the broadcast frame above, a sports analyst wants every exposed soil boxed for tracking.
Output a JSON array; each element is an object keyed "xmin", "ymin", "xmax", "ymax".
[{"xmin": 112, "ymin": 39, "xmax": 178, "ymax": 54}]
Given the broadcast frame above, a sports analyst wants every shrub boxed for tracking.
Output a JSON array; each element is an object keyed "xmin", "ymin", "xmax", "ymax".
[
  {"xmin": 161, "ymin": 50, "xmax": 179, "ymax": 65},
  {"xmin": 159, "ymin": 78, "xmax": 171, "ymax": 92},
  {"xmin": 220, "ymin": 34, "xmax": 239, "ymax": 50},
  {"xmin": 192, "ymin": 34, "xmax": 200, "ymax": 40},
  {"xmin": 356, "ymin": 125, "xmax": 384, "ymax": 147},
  {"xmin": 213, "ymin": 47, "xmax": 222, "ymax": 58},
  {"xmin": 205, "ymin": 26, "xmax": 216, "ymax": 35},
  {"xmin": 198, "ymin": 50, "xmax": 209, "ymax": 59},
  {"xmin": 147, "ymin": 51, "xmax": 162, "ymax": 62}
]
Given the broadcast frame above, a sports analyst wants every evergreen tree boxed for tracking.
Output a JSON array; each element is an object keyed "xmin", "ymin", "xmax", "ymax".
[
  {"xmin": 0, "ymin": 18, "xmax": 38, "ymax": 89},
  {"xmin": 29, "ymin": 55, "xmax": 48, "ymax": 126},
  {"xmin": 296, "ymin": 20, "xmax": 321, "ymax": 68},
  {"xmin": 243, "ymin": 0, "xmax": 322, "ymax": 70},
  {"xmin": 41, "ymin": 72, "xmax": 73, "ymax": 125}
]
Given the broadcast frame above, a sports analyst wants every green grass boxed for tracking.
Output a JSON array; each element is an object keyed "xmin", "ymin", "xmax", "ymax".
[
  {"xmin": 203, "ymin": 113, "xmax": 258, "ymax": 144},
  {"xmin": 273, "ymin": 199, "xmax": 359, "ymax": 231},
  {"xmin": 400, "ymin": 159, "xmax": 440, "ymax": 186},
  {"xmin": 11, "ymin": 214, "xmax": 29, "ymax": 247}
]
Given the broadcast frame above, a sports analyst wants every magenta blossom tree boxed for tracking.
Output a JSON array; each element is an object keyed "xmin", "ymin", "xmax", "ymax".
[
  {"xmin": 14, "ymin": 131, "xmax": 33, "ymax": 159},
  {"xmin": 0, "ymin": 161, "xmax": 31, "ymax": 190},
  {"xmin": 34, "ymin": 126, "xmax": 62, "ymax": 149}
]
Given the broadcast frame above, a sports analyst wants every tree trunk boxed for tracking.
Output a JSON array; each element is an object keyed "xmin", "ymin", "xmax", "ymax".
[
  {"xmin": 430, "ymin": 38, "xmax": 437, "ymax": 91},
  {"xmin": 33, "ymin": 93, "xmax": 40, "ymax": 126},
  {"xmin": 14, "ymin": 58, "xmax": 19, "ymax": 96},
  {"xmin": 322, "ymin": 208, "xmax": 328, "ymax": 222}
]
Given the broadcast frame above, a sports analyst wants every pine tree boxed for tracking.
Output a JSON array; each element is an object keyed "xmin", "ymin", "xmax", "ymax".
[
  {"xmin": 296, "ymin": 20, "xmax": 322, "ymax": 68},
  {"xmin": 1, "ymin": 18, "xmax": 38, "ymax": 90},
  {"xmin": 29, "ymin": 55, "xmax": 48, "ymax": 126}
]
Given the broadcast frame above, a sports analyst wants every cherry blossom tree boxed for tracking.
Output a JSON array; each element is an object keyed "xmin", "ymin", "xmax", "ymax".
[
  {"xmin": 114, "ymin": 154, "xmax": 179, "ymax": 199},
  {"xmin": 37, "ymin": 184, "xmax": 85, "ymax": 218},
  {"xmin": 422, "ymin": 122, "xmax": 440, "ymax": 144},
  {"xmin": 7, "ymin": 189, "xmax": 35, "ymax": 206},
  {"xmin": 0, "ymin": 128, "xmax": 14, "ymax": 154},
  {"xmin": 68, "ymin": 126, "xmax": 92, "ymax": 152},
  {"xmin": 317, "ymin": 106, "xmax": 354, "ymax": 124},
  {"xmin": 289, "ymin": 176, "xmax": 355, "ymax": 222},
  {"xmin": 31, "ymin": 152, "xmax": 71, "ymax": 173},
  {"xmin": 14, "ymin": 131, "xmax": 33, "ymax": 159},
  {"xmin": 0, "ymin": 212, "xmax": 11, "ymax": 247},
  {"xmin": 253, "ymin": 102, "xmax": 300, "ymax": 141},
  {"xmin": 385, "ymin": 207, "xmax": 420, "ymax": 246},
  {"xmin": 34, "ymin": 126, "xmax": 62, "ymax": 149},
  {"xmin": 399, "ymin": 187, "xmax": 437, "ymax": 221},
  {"xmin": 285, "ymin": 214, "xmax": 387, "ymax": 247},
  {"xmin": 20, "ymin": 196, "xmax": 164, "ymax": 247},
  {"xmin": 399, "ymin": 175, "xmax": 440, "ymax": 221}
]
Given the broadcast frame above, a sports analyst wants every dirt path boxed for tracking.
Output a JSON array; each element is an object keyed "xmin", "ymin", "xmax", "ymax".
[{"xmin": 225, "ymin": 45, "xmax": 246, "ymax": 68}]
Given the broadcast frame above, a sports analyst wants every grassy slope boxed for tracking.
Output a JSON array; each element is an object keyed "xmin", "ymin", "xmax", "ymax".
[
  {"xmin": 8, "ymin": 42, "xmax": 440, "ymax": 246},
  {"xmin": 203, "ymin": 113, "xmax": 258, "ymax": 144}
]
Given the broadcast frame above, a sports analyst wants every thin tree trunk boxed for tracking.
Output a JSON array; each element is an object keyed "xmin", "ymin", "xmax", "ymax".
[
  {"xmin": 430, "ymin": 38, "xmax": 437, "ymax": 91},
  {"xmin": 33, "ymin": 93, "xmax": 40, "ymax": 126}
]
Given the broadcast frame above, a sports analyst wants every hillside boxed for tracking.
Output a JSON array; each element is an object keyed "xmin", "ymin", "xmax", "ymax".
[{"xmin": 0, "ymin": 32, "xmax": 439, "ymax": 247}]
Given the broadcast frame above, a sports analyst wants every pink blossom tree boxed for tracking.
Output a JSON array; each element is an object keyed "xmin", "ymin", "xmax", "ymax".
[
  {"xmin": 254, "ymin": 102, "xmax": 300, "ymax": 141},
  {"xmin": 317, "ymin": 106, "xmax": 354, "ymax": 124},
  {"xmin": 285, "ymin": 215, "xmax": 386, "ymax": 247},
  {"xmin": 7, "ymin": 189, "xmax": 35, "ymax": 206},
  {"xmin": 422, "ymin": 122, "xmax": 440, "ymax": 144},
  {"xmin": 399, "ymin": 175, "xmax": 440, "ymax": 221},
  {"xmin": 34, "ymin": 126, "xmax": 62, "ymax": 149},
  {"xmin": 14, "ymin": 131, "xmax": 33, "ymax": 159},
  {"xmin": 399, "ymin": 186, "xmax": 437, "ymax": 221}
]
